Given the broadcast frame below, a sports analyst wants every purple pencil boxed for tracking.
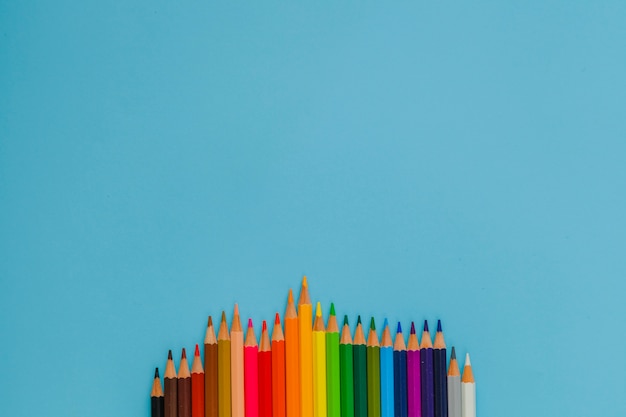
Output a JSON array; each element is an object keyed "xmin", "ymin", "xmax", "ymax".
[
  {"xmin": 407, "ymin": 322, "xmax": 421, "ymax": 417},
  {"xmin": 420, "ymin": 321, "xmax": 434, "ymax": 417}
]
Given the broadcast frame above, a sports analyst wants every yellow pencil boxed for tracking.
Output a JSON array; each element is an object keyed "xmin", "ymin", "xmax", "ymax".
[
  {"xmin": 312, "ymin": 302, "xmax": 327, "ymax": 417},
  {"xmin": 298, "ymin": 277, "xmax": 313, "ymax": 417}
]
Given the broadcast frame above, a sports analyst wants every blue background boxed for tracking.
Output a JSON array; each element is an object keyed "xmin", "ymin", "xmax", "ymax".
[{"xmin": 1, "ymin": 1, "xmax": 625, "ymax": 416}]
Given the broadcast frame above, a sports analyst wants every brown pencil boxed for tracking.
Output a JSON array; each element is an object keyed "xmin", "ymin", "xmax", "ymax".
[
  {"xmin": 191, "ymin": 344, "xmax": 204, "ymax": 417},
  {"xmin": 165, "ymin": 350, "xmax": 178, "ymax": 417},
  {"xmin": 205, "ymin": 316, "xmax": 218, "ymax": 417},
  {"xmin": 178, "ymin": 348, "xmax": 192, "ymax": 417}
]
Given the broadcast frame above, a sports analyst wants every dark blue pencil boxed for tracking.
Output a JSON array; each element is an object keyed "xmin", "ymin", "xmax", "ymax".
[
  {"xmin": 433, "ymin": 320, "xmax": 448, "ymax": 417},
  {"xmin": 420, "ymin": 321, "xmax": 434, "ymax": 417},
  {"xmin": 393, "ymin": 322, "xmax": 408, "ymax": 417}
]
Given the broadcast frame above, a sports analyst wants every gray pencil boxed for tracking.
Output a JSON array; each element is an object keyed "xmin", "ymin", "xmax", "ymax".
[{"xmin": 447, "ymin": 347, "xmax": 461, "ymax": 417}]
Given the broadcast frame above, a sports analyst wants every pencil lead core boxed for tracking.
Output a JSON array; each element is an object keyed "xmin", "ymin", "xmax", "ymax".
[
  {"xmin": 397, "ymin": 322, "xmax": 402, "ymax": 333},
  {"xmin": 383, "ymin": 318, "xmax": 388, "ymax": 329},
  {"xmin": 465, "ymin": 353, "xmax": 471, "ymax": 366},
  {"xmin": 262, "ymin": 320, "xmax": 267, "ymax": 331},
  {"xmin": 316, "ymin": 301, "xmax": 322, "ymax": 317},
  {"xmin": 451, "ymin": 346, "xmax": 456, "ymax": 360},
  {"xmin": 234, "ymin": 304, "xmax": 239, "ymax": 316},
  {"xmin": 330, "ymin": 303, "xmax": 336, "ymax": 316},
  {"xmin": 181, "ymin": 348, "xmax": 186, "ymax": 359},
  {"xmin": 302, "ymin": 276, "xmax": 308, "ymax": 288},
  {"xmin": 248, "ymin": 318, "xmax": 253, "ymax": 328},
  {"xmin": 221, "ymin": 311, "xmax": 227, "ymax": 322},
  {"xmin": 288, "ymin": 289, "xmax": 294, "ymax": 303},
  {"xmin": 208, "ymin": 316, "xmax": 213, "ymax": 327},
  {"xmin": 195, "ymin": 344, "xmax": 200, "ymax": 356},
  {"xmin": 343, "ymin": 315, "xmax": 349, "ymax": 326},
  {"xmin": 370, "ymin": 317, "xmax": 376, "ymax": 330},
  {"xmin": 423, "ymin": 320, "xmax": 429, "ymax": 332},
  {"xmin": 275, "ymin": 313, "xmax": 280, "ymax": 324},
  {"xmin": 168, "ymin": 350, "xmax": 173, "ymax": 360},
  {"xmin": 437, "ymin": 319, "xmax": 442, "ymax": 332},
  {"xmin": 410, "ymin": 322, "xmax": 416, "ymax": 334},
  {"xmin": 155, "ymin": 367, "xmax": 159, "ymax": 378},
  {"xmin": 357, "ymin": 315, "xmax": 362, "ymax": 324}
]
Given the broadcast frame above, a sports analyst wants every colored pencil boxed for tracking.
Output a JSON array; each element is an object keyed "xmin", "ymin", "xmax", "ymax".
[
  {"xmin": 420, "ymin": 321, "xmax": 434, "ymax": 417},
  {"xmin": 205, "ymin": 317, "xmax": 218, "ymax": 417},
  {"xmin": 325, "ymin": 304, "xmax": 341, "ymax": 417},
  {"xmin": 152, "ymin": 368, "xmax": 165, "ymax": 417},
  {"xmin": 244, "ymin": 319, "xmax": 259, "ymax": 417},
  {"xmin": 460, "ymin": 354, "xmax": 475, "ymax": 417},
  {"xmin": 299, "ymin": 277, "xmax": 313, "ymax": 417},
  {"xmin": 284, "ymin": 290, "xmax": 300, "ymax": 417},
  {"xmin": 165, "ymin": 350, "xmax": 178, "ymax": 417},
  {"xmin": 366, "ymin": 318, "xmax": 381, "ymax": 417},
  {"xmin": 433, "ymin": 321, "xmax": 447, "ymax": 417},
  {"xmin": 407, "ymin": 322, "xmax": 421, "ymax": 417},
  {"xmin": 178, "ymin": 349, "xmax": 192, "ymax": 417},
  {"xmin": 231, "ymin": 305, "xmax": 245, "ymax": 417},
  {"xmin": 218, "ymin": 312, "xmax": 232, "ymax": 417},
  {"xmin": 259, "ymin": 320, "xmax": 273, "ymax": 417},
  {"xmin": 446, "ymin": 347, "xmax": 461, "ymax": 417},
  {"xmin": 393, "ymin": 323, "xmax": 407, "ymax": 417},
  {"xmin": 312, "ymin": 302, "xmax": 327, "ymax": 417},
  {"xmin": 352, "ymin": 317, "xmax": 368, "ymax": 417},
  {"xmin": 339, "ymin": 316, "xmax": 354, "ymax": 417},
  {"xmin": 380, "ymin": 319, "xmax": 394, "ymax": 417},
  {"xmin": 271, "ymin": 313, "xmax": 286, "ymax": 417},
  {"xmin": 191, "ymin": 344, "xmax": 205, "ymax": 417}
]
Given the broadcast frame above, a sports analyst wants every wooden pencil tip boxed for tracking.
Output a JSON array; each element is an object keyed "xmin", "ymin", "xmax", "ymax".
[
  {"xmin": 330, "ymin": 302, "xmax": 336, "ymax": 316},
  {"xmin": 357, "ymin": 315, "xmax": 362, "ymax": 324},
  {"xmin": 168, "ymin": 350, "xmax": 172, "ymax": 360},
  {"xmin": 302, "ymin": 275, "xmax": 308, "ymax": 288},
  {"xmin": 410, "ymin": 322, "xmax": 416, "ymax": 334},
  {"xmin": 181, "ymin": 348, "xmax": 186, "ymax": 359},
  {"xmin": 423, "ymin": 320, "xmax": 429, "ymax": 332},
  {"xmin": 275, "ymin": 312, "xmax": 281, "ymax": 324},
  {"xmin": 195, "ymin": 344, "xmax": 200, "ymax": 356},
  {"xmin": 288, "ymin": 289, "xmax": 294, "ymax": 303},
  {"xmin": 370, "ymin": 317, "xmax": 376, "ymax": 330},
  {"xmin": 451, "ymin": 346, "xmax": 456, "ymax": 360},
  {"xmin": 155, "ymin": 367, "xmax": 159, "ymax": 378},
  {"xmin": 262, "ymin": 320, "xmax": 267, "ymax": 331},
  {"xmin": 208, "ymin": 316, "xmax": 213, "ymax": 327},
  {"xmin": 437, "ymin": 319, "xmax": 442, "ymax": 332},
  {"xmin": 316, "ymin": 301, "xmax": 322, "ymax": 317},
  {"xmin": 343, "ymin": 315, "xmax": 349, "ymax": 326},
  {"xmin": 397, "ymin": 322, "xmax": 402, "ymax": 333}
]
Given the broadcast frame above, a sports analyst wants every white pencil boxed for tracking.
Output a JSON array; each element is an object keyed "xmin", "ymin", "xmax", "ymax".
[{"xmin": 461, "ymin": 353, "xmax": 475, "ymax": 417}]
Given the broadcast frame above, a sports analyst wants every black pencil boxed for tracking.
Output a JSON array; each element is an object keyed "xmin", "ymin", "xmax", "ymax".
[{"xmin": 152, "ymin": 367, "xmax": 165, "ymax": 417}]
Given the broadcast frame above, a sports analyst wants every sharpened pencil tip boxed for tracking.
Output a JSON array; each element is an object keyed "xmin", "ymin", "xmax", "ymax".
[
  {"xmin": 316, "ymin": 301, "xmax": 322, "ymax": 317},
  {"xmin": 410, "ymin": 322, "xmax": 416, "ymax": 334},
  {"xmin": 221, "ymin": 311, "xmax": 227, "ymax": 322},
  {"xmin": 451, "ymin": 346, "xmax": 456, "ymax": 360},
  {"xmin": 168, "ymin": 350, "xmax": 172, "ymax": 360},
  {"xmin": 275, "ymin": 313, "xmax": 281, "ymax": 324},
  {"xmin": 302, "ymin": 276, "xmax": 308, "ymax": 288},
  {"xmin": 343, "ymin": 315, "xmax": 349, "ymax": 326},
  {"xmin": 357, "ymin": 315, "xmax": 362, "ymax": 324},
  {"xmin": 330, "ymin": 303, "xmax": 335, "ymax": 316},
  {"xmin": 288, "ymin": 289, "xmax": 294, "ymax": 303},
  {"xmin": 465, "ymin": 353, "xmax": 471, "ymax": 365},
  {"xmin": 195, "ymin": 344, "xmax": 200, "ymax": 356},
  {"xmin": 370, "ymin": 317, "xmax": 376, "ymax": 330},
  {"xmin": 208, "ymin": 316, "xmax": 213, "ymax": 327},
  {"xmin": 383, "ymin": 318, "xmax": 388, "ymax": 329},
  {"xmin": 262, "ymin": 320, "xmax": 267, "ymax": 331},
  {"xmin": 248, "ymin": 318, "xmax": 253, "ymax": 328},
  {"xmin": 234, "ymin": 304, "xmax": 239, "ymax": 316},
  {"xmin": 181, "ymin": 348, "xmax": 186, "ymax": 359},
  {"xmin": 424, "ymin": 320, "xmax": 429, "ymax": 332},
  {"xmin": 397, "ymin": 322, "xmax": 402, "ymax": 333},
  {"xmin": 155, "ymin": 367, "xmax": 159, "ymax": 378},
  {"xmin": 437, "ymin": 319, "xmax": 442, "ymax": 332}
]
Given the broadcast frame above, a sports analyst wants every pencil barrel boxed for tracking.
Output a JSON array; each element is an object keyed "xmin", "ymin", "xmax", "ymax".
[{"xmin": 393, "ymin": 350, "xmax": 407, "ymax": 417}]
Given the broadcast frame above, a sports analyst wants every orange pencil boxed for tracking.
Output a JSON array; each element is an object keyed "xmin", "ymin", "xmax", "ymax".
[
  {"xmin": 191, "ymin": 344, "xmax": 204, "ymax": 417},
  {"xmin": 271, "ymin": 313, "xmax": 286, "ymax": 417},
  {"xmin": 285, "ymin": 289, "xmax": 300, "ymax": 417},
  {"xmin": 298, "ymin": 277, "xmax": 313, "ymax": 417},
  {"xmin": 259, "ymin": 320, "xmax": 273, "ymax": 417},
  {"xmin": 232, "ymin": 305, "xmax": 245, "ymax": 417}
]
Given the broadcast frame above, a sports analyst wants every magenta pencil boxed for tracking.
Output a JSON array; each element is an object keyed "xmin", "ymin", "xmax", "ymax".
[
  {"xmin": 244, "ymin": 319, "xmax": 259, "ymax": 417},
  {"xmin": 407, "ymin": 322, "xmax": 421, "ymax": 417}
]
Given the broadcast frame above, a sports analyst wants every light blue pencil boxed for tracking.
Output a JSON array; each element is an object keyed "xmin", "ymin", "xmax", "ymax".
[{"xmin": 380, "ymin": 319, "xmax": 395, "ymax": 417}]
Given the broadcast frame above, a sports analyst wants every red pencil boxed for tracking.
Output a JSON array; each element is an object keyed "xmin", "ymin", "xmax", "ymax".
[
  {"xmin": 271, "ymin": 313, "xmax": 286, "ymax": 417},
  {"xmin": 259, "ymin": 320, "xmax": 273, "ymax": 417},
  {"xmin": 191, "ymin": 344, "xmax": 204, "ymax": 417},
  {"xmin": 244, "ymin": 319, "xmax": 259, "ymax": 417}
]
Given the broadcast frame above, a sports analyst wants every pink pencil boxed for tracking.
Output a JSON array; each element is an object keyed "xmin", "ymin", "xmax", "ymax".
[
  {"xmin": 407, "ymin": 322, "xmax": 422, "ymax": 417},
  {"xmin": 245, "ymin": 319, "xmax": 259, "ymax": 417}
]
